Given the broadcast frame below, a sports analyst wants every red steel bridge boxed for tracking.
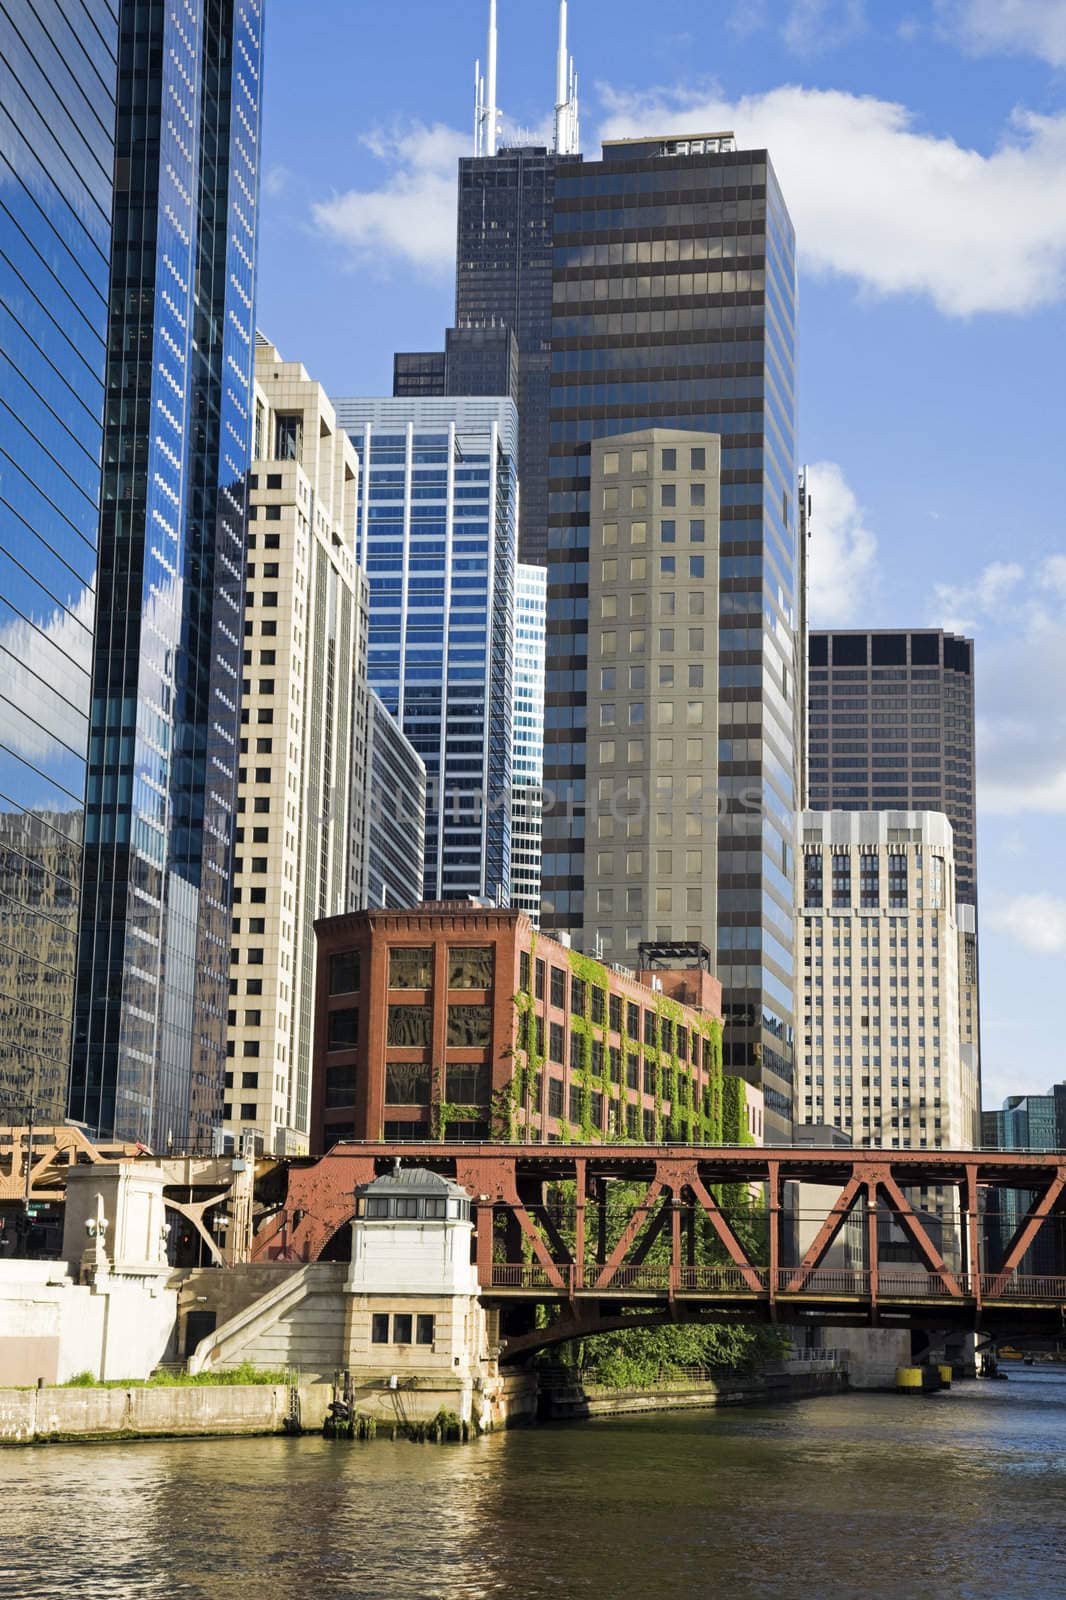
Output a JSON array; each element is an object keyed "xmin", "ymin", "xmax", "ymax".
[{"xmin": 251, "ymin": 1143, "xmax": 1066, "ymax": 1356}]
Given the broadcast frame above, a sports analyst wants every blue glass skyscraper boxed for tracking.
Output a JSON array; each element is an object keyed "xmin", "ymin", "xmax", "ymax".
[
  {"xmin": 69, "ymin": 1, "xmax": 264, "ymax": 1148},
  {"xmin": 0, "ymin": 2, "xmax": 117, "ymax": 1121},
  {"xmin": 334, "ymin": 398, "xmax": 517, "ymax": 905}
]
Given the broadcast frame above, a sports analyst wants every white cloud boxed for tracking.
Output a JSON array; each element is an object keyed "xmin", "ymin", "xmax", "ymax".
[
  {"xmin": 1039, "ymin": 553, "xmax": 1066, "ymax": 597},
  {"xmin": 926, "ymin": 560, "xmax": 1066, "ymax": 814},
  {"xmin": 312, "ymin": 123, "xmax": 469, "ymax": 276},
  {"xmin": 782, "ymin": 0, "xmax": 866, "ymax": 54},
  {"xmin": 948, "ymin": 0, "xmax": 1066, "ymax": 66},
  {"xmin": 928, "ymin": 560, "xmax": 1024, "ymax": 633},
  {"xmin": 805, "ymin": 460, "xmax": 879, "ymax": 625},
  {"xmin": 597, "ymin": 84, "xmax": 1066, "ymax": 315},
  {"xmin": 988, "ymin": 893, "xmax": 1066, "ymax": 954}
]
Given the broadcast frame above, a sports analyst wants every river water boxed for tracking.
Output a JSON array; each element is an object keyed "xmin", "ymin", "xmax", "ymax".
[{"xmin": 3, "ymin": 1370, "xmax": 1066, "ymax": 1600}]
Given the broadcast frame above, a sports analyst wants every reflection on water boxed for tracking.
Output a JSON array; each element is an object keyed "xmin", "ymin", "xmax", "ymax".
[{"xmin": 4, "ymin": 1370, "xmax": 1066, "ymax": 1600}]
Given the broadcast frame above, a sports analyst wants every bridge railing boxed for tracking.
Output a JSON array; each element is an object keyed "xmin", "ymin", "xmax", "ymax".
[
  {"xmin": 490, "ymin": 1263, "xmax": 560, "ymax": 1290},
  {"xmin": 981, "ymin": 1273, "xmax": 1066, "ymax": 1300},
  {"xmin": 679, "ymin": 1265, "xmax": 767, "ymax": 1292},
  {"xmin": 488, "ymin": 1264, "xmax": 1066, "ymax": 1302}
]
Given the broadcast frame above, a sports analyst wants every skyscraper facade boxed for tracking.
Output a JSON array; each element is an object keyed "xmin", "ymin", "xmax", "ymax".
[
  {"xmin": 70, "ymin": 1, "xmax": 264, "ymax": 1148},
  {"xmin": 510, "ymin": 564, "xmax": 546, "ymax": 923},
  {"xmin": 224, "ymin": 340, "xmax": 366, "ymax": 1157},
  {"xmin": 0, "ymin": 1, "xmax": 117, "ymax": 1121},
  {"xmin": 541, "ymin": 133, "xmax": 800, "ymax": 1139},
  {"xmin": 798, "ymin": 811, "xmax": 980, "ymax": 1151},
  {"xmin": 583, "ymin": 430, "xmax": 722, "ymax": 962},
  {"xmin": 361, "ymin": 689, "xmax": 427, "ymax": 913},
  {"xmin": 334, "ymin": 397, "xmax": 518, "ymax": 905},
  {"xmin": 454, "ymin": 146, "xmax": 575, "ymax": 563},
  {"xmin": 807, "ymin": 629, "xmax": 977, "ymax": 907}
]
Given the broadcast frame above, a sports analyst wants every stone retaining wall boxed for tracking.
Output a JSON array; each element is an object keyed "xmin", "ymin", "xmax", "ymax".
[
  {"xmin": 541, "ymin": 1368, "xmax": 846, "ymax": 1420},
  {"xmin": 0, "ymin": 1383, "xmax": 333, "ymax": 1445}
]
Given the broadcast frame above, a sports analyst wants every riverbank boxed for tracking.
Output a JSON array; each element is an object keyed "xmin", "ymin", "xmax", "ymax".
[
  {"xmin": 540, "ymin": 1366, "xmax": 846, "ymax": 1420},
  {"xmin": 0, "ymin": 1364, "xmax": 847, "ymax": 1444}
]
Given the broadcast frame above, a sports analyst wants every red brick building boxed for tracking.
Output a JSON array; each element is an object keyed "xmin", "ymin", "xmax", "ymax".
[{"xmin": 311, "ymin": 904, "xmax": 753, "ymax": 1152}]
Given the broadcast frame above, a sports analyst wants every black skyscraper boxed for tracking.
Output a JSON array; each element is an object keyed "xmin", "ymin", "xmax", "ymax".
[
  {"xmin": 541, "ymin": 132, "xmax": 801, "ymax": 1139},
  {"xmin": 807, "ymin": 630, "xmax": 977, "ymax": 907}
]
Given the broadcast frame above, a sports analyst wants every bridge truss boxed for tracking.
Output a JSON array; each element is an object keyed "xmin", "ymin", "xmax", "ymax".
[{"xmin": 251, "ymin": 1143, "xmax": 1066, "ymax": 1354}]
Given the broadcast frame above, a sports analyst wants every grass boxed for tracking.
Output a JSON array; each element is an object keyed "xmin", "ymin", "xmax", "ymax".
[{"xmin": 61, "ymin": 1361, "xmax": 291, "ymax": 1389}]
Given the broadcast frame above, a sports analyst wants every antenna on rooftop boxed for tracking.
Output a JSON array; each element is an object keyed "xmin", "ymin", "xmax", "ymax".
[
  {"xmin": 553, "ymin": 0, "xmax": 580, "ymax": 155},
  {"xmin": 474, "ymin": 0, "xmax": 500, "ymax": 156}
]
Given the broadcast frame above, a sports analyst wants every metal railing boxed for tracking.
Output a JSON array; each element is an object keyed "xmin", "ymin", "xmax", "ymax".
[
  {"xmin": 487, "ymin": 1264, "xmax": 1066, "ymax": 1303},
  {"xmin": 679, "ymin": 1265, "xmax": 767, "ymax": 1292},
  {"xmin": 490, "ymin": 1262, "xmax": 558, "ymax": 1289}
]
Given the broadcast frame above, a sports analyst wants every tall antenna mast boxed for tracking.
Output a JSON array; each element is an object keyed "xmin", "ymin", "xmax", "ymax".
[
  {"xmin": 474, "ymin": 0, "xmax": 500, "ymax": 156},
  {"xmin": 553, "ymin": 0, "xmax": 580, "ymax": 155}
]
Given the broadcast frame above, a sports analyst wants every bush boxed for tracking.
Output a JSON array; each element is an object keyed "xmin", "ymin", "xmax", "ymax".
[{"xmin": 60, "ymin": 1362, "xmax": 291, "ymax": 1389}]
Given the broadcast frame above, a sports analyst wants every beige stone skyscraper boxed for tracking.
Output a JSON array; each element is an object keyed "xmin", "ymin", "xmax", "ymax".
[
  {"xmin": 224, "ymin": 339, "xmax": 368, "ymax": 1154},
  {"xmin": 583, "ymin": 429, "xmax": 721, "ymax": 962},
  {"xmin": 798, "ymin": 810, "xmax": 979, "ymax": 1151}
]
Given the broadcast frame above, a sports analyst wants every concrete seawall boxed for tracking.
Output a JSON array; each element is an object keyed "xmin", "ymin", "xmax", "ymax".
[
  {"xmin": 0, "ymin": 1383, "xmax": 333, "ymax": 1445},
  {"xmin": 541, "ymin": 1368, "xmax": 846, "ymax": 1421}
]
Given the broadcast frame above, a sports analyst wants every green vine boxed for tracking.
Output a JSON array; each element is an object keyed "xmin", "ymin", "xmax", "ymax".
[
  {"xmin": 508, "ymin": 932, "xmax": 545, "ymax": 1142},
  {"xmin": 432, "ymin": 1100, "xmax": 485, "ymax": 1139},
  {"xmin": 566, "ymin": 949, "xmax": 612, "ymax": 1142}
]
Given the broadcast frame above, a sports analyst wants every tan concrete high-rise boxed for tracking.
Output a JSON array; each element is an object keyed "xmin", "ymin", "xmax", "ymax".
[
  {"xmin": 583, "ymin": 429, "xmax": 721, "ymax": 962},
  {"xmin": 798, "ymin": 810, "xmax": 979, "ymax": 1152},
  {"xmin": 225, "ymin": 339, "xmax": 368, "ymax": 1155}
]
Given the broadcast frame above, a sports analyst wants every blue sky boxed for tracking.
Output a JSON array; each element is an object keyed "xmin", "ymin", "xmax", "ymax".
[{"xmin": 255, "ymin": 0, "xmax": 1066, "ymax": 1112}]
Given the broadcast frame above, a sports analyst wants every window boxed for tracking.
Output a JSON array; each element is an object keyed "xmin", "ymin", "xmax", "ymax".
[
  {"xmin": 447, "ymin": 1006, "xmax": 492, "ymax": 1047},
  {"xmin": 631, "ymin": 448, "xmax": 648, "ymax": 473},
  {"xmin": 631, "ymin": 485, "xmax": 648, "ymax": 510},
  {"xmin": 372, "ymin": 1314, "xmax": 390, "ymax": 1344},
  {"xmin": 386, "ymin": 1005, "xmax": 431, "ymax": 1047},
  {"xmin": 329, "ymin": 951, "xmax": 360, "ymax": 994},
  {"xmin": 328, "ymin": 1008, "xmax": 359, "ymax": 1050},
  {"xmin": 860, "ymin": 855, "xmax": 880, "ymax": 909},
  {"xmin": 445, "ymin": 1064, "xmax": 489, "ymax": 1103},
  {"xmin": 690, "ymin": 483, "xmax": 706, "ymax": 508},
  {"xmin": 392, "ymin": 1314, "xmax": 413, "ymax": 1344},
  {"xmin": 689, "ymin": 556, "xmax": 705, "ymax": 578},
  {"xmin": 661, "ymin": 448, "xmax": 677, "ymax": 470},
  {"xmin": 660, "ymin": 556, "xmax": 676, "ymax": 576},
  {"xmin": 448, "ymin": 947, "xmax": 494, "ymax": 988},
  {"xmin": 660, "ymin": 520, "xmax": 676, "ymax": 543},
  {"xmin": 661, "ymin": 484, "xmax": 677, "ymax": 508},
  {"xmin": 548, "ymin": 1078, "xmax": 564, "ymax": 1117},
  {"xmin": 689, "ymin": 519, "xmax": 705, "ymax": 542},
  {"xmin": 385, "ymin": 1063, "xmax": 432, "ymax": 1105},
  {"xmin": 603, "ymin": 451, "xmax": 619, "ymax": 475},
  {"xmin": 389, "ymin": 948, "xmax": 433, "ymax": 989},
  {"xmin": 240, "ymin": 1103, "xmax": 257, "ymax": 1120},
  {"xmin": 603, "ymin": 486, "xmax": 619, "ymax": 511},
  {"xmin": 416, "ymin": 1314, "xmax": 435, "ymax": 1345},
  {"xmin": 549, "ymin": 1021, "xmax": 564, "ymax": 1063},
  {"xmin": 274, "ymin": 414, "xmax": 301, "ymax": 460},
  {"xmin": 550, "ymin": 967, "xmax": 565, "ymax": 1007},
  {"xmin": 690, "ymin": 448, "xmax": 706, "ymax": 471}
]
